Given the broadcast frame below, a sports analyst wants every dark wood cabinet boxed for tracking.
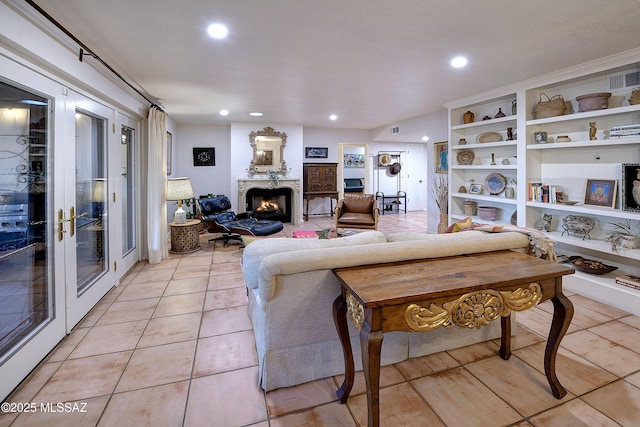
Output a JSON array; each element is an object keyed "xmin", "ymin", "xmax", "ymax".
[{"xmin": 303, "ymin": 163, "xmax": 339, "ymax": 221}]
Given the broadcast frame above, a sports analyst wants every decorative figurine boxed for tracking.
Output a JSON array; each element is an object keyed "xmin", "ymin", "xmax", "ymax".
[
  {"xmin": 491, "ymin": 153, "xmax": 496, "ymax": 165},
  {"xmin": 589, "ymin": 121, "xmax": 597, "ymax": 140},
  {"xmin": 506, "ymin": 127, "xmax": 513, "ymax": 141},
  {"xmin": 495, "ymin": 107, "xmax": 505, "ymax": 118}
]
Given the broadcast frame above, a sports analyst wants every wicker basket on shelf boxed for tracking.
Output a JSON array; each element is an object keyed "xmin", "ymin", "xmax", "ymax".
[{"xmin": 534, "ymin": 93, "xmax": 566, "ymax": 119}]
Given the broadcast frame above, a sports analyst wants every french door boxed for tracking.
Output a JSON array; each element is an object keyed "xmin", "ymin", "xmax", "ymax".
[
  {"xmin": 0, "ymin": 60, "xmax": 119, "ymax": 399},
  {"xmin": 63, "ymin": 92, "xmax": 116, "ymax": 327}
]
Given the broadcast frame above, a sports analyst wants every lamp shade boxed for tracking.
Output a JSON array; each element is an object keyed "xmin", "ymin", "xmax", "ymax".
[
  {"xmin": 92, "ymin": 178, "xmax": 107, "ymax": 203},
  {"xmin": 166, "ymin": 177, "xmax": 194, "ymax": 201}
]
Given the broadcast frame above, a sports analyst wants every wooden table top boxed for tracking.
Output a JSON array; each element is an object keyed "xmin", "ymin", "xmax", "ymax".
[{"xmin": 332, "ymin": 250, "xmax": 575, "ymax": 308}]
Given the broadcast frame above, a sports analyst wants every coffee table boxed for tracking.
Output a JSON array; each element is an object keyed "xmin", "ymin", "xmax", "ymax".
[{"xmin": 332, "ymin": 250, "xmax": 575, "ymax": 427}]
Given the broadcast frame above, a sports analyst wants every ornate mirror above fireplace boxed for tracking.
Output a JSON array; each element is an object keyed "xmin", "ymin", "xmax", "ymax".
[{"xmin": 248, "ymin": 127, "xmax": 288, "ymax": 176}]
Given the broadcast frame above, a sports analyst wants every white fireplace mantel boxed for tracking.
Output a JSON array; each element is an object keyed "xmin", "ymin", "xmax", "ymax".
[{"xmin": 238, "ymin": 176, "xmax": 301, "ymax": 225}]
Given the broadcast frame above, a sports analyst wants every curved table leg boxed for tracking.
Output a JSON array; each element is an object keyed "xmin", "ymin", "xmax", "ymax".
[
  {"xmin": 545, "ymin": 289, "xmax": 574, "ymax": 399},
  {"xmin": 333, "ymin": 294, "xmax": 353, "ymax": 403},
  {"xmin": 361, "ymin": 323, "xmax": 383, "ymax": 427}
]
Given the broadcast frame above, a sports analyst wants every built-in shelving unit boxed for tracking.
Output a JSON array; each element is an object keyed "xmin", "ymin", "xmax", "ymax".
[{"xmin": 446, "ymin": 49, "xmax": 640, "ymax": 315}]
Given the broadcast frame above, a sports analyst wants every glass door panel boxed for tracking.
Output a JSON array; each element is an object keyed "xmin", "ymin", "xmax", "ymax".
[
  {"xmin": 0, "ymin": 76, "xmax": 64, "ymax": 401},
  {"xmin": 74, "ymin": 111, "xmax": 108, "ymax": 293},
  {"xmin": 121, "ymin": 125, "xmax": 135, "ymax": 256}
]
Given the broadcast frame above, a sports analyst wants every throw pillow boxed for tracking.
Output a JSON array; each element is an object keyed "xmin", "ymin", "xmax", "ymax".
[{"xmin": 444, "ymin": 216, "xmax": 473, "ymax": 233}]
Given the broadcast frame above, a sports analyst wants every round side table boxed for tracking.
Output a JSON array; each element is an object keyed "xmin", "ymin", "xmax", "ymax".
[{"xmin": 169, "ymin": 219, "xmax": 201, "ymax": 254}]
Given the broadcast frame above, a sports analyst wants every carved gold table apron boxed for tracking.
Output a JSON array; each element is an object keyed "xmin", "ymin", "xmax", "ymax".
[{"xmin": 332, "ymin": 250, "xmax": 575, "ymax": 427}]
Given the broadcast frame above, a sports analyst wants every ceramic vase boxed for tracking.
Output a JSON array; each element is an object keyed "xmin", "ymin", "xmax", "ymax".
[
  {"xmin": 633, "ymin": 168, "xmax": 640, "ymax": 207},
  {"xmin": 438, "ymin": 213, "xmax": 448, "ymax": 234}
]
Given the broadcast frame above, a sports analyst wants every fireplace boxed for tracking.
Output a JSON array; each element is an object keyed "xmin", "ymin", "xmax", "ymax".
[
  {"xmin": 247, "ymin": 188, "xmax": 292, "ymax": 223},
  {"xmin": 238, "ymin": 177, "xmax": 301, "ymax": 225}
]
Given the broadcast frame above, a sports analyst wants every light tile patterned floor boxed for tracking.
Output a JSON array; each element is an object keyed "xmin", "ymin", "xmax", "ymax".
[{"xmin": 2, "ymin": 211, "xmax": 640, "ymax": 426}]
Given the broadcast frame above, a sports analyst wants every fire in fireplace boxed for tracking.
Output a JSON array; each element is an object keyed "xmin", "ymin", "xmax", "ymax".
[{"xmin": 247, "ymin": 188, "xmax": 292, "ymax": 223}]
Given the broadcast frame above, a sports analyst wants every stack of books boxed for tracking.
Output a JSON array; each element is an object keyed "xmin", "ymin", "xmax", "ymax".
[
  {"xmin": 615, "ymin": 274, "xmax": 640, "ymax": 290},
  {"xmin": 610, "ymin": 124, "xmax": 640, "ymax": 139}
]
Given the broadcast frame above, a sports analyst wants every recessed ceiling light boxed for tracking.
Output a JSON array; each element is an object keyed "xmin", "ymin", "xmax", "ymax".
[
  {"xmin": 421, "ymin": 136, "xmax": 430, "ymax": 142},
  {"xmin": 329, "ymin": 114, "xmax": 338, "ymax": 121},
  {"xmin": 450, "ymin": 56, "xmax": 467, "ymax": 68},
  {"xmin": 219, "ymin": 109, "xmax": 229, "ymax": 116},
  {"xmin": 248, "ymin": 111, "xmax": 264, "ymax": 117},
  {"xmin": 207, "ymin": 23, "xmax": 228, "ymax": 39}
]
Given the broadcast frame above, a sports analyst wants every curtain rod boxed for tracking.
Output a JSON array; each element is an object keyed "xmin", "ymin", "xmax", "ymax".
[{"xmin": 25, "ymin": 0, "xmax": 164, "ymax": 113}]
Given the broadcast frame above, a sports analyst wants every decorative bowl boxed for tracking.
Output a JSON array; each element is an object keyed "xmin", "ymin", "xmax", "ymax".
[
  {"xmin": 556, "ymin": 135, "xmax": 571, "ymax": 143},
  {"xmin": 477, "ymin": 206, "xmax": 499, "ymax": 221},
  {"xmin": 476, "ymin": 132, "xmax": 503, "ymax": 143},
  {"xmin": 456, "ymin": 150, "xmax": 475, "ymax": 165},
  {"xmin": 575, "ymin": 92, "xmax": 611, "ymax": 112},
  {"xmin": 568, "ymin": 256, "xmax": 617, "ymax": 275}
]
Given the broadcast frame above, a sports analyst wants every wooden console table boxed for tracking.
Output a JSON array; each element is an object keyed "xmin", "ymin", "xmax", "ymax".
[{"xmin": 332, "ymin": 250, "xmax": 574, "ymax": 427}]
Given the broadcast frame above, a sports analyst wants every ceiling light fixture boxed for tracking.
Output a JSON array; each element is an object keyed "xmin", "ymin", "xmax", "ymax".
[
  {"xmin": 219, "ymin": 109, "xmax": 229, "ymax": 116},
  {"xmin": 329, "ymin": 114, "xmax": 338, "ymax": 121},
  {"xmin": 451, "ymin": 56, "xmax": 468, "ymax": 68},
  {"xmin": 207, "ymin": 23, "xmax": 228, "ymax": 39},
  {"xmin": 248, "ymin": 112, "xmax": 264, "ymax": 117},
  {"xmin": 421, "ymin": 136, "xmax": 430, "ymax": 142}
]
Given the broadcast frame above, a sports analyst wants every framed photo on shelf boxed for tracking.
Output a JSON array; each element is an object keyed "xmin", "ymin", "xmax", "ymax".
[
  {"xmin": 305, "ymin": 147, "xmax": 328, "ymax": 158},
  {"xmin": 434, "ymin": 141, "xmax": 448, "ymax": 173},
  {"xmin": 584, "ymin": 178, "xmax": 617, "ymax": 208},
  {"xmin": 193, "ymin": 147, "xmax": 216, "ymax": 166},
  {"xmin": 534, "ymin": 131, "xmax": 548, "ymax": 144},
  {"xmin": 469, "ymin": 183, "xmax": 483, "ymax": 194},
  {"xmin": 621, "ymin": 163, "xmax": 640, "ymax": 212}
]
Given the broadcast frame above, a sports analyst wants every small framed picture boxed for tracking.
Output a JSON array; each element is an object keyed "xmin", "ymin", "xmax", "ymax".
[
  {"xmin": 305, "ymin": 147, "xmax": 328, "ymax": 158},
  {"xmin": 469, "ymin": 183, "xmax": 483, "ymax": 194},
  {"xmin": 584, "ymin": 178, "xmax": 617, "ymax": 208},
  {"xmin": 534, "ymin": 131, "xmax": 548, "ymax": 144},
  {"xmin": 193, "ymin": 147, "xmax": 215, "ymax": 166}
]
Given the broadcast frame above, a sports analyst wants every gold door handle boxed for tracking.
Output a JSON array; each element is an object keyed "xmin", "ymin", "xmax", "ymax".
[{"xmin": 69, "ymin": 207, "xmax": 88, "ymax": 238}]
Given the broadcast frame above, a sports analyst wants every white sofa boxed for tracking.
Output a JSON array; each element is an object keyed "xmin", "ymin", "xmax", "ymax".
[{"xmin": 242, "ymin": 230, "xmax": 532, "ymax": 391}]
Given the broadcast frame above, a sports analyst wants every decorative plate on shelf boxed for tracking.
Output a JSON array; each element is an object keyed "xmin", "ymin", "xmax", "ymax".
[
  {"xmin": 456, "ymin": 150, "xmax": 475, "ymax": 165},
  {"xmin": 568, "ymin": 256, "xmax": 617, "ymax": 275},
  {"xmin": 476, "ymin": 132, "xmax": 503, "ymax": 143},
  {"xmin": 484, "ymin": 173, "xmax": 506, "ymax": 195}
]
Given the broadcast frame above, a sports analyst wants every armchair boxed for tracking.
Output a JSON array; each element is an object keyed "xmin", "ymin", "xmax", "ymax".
[
  {"xmin": 335, "ymin": 193, "xmax": 379, "ymax": 230},
  {"xmin": 198, "ymin": 196, "xmax": 284, "ymax": 246}
]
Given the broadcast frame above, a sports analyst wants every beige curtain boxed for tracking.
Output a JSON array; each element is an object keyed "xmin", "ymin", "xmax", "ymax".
[{"xmin": 147, "ymin": 107, "xmax": 168, "ymax": 264}]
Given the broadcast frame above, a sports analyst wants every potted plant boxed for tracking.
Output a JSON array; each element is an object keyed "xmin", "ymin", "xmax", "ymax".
[{"xmin": 605, "ymin": 219, "xmax": 638, "ymax": 252}]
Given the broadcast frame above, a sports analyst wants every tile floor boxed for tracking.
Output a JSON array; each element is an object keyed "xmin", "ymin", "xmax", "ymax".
[{"xmin": 2, "ymin": 211, "xmax": 640, "ymax": 426}]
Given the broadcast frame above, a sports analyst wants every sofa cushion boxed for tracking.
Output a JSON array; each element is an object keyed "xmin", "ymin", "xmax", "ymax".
[
  {"xmin": 386, "ymin": 232, "xmax": 439, "ymax": 242},
  {"xmin": 343, "ymin": 193, "xmax": 374, "ymax": 213},
  {"xmin": 242, "ymin": 230, "xmax": 387, "ymax": 290}
]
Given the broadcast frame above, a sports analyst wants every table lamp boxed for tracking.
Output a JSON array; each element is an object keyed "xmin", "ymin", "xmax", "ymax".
[{"xmin": 167, "ymin": 177, "xmax": 194, "ymax": 224}]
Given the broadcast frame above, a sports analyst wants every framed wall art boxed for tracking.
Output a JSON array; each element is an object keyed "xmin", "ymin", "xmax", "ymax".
[
  {"xmin": 584, "ymin": 178, "xmax": 617, "ymax": 208},
  {"xmin": 622, "ymin": 163, "xmax": 640, "ymax": 212},
  {"xmin": 343, "ymin": 153, "xmax": 365, "ymax": 168},
  {"xmin": 434, "ymin": 141, "xmax": 448, "ymax": 173},
  {"xmin": 305, "ymin": 147, "xmax": 328, "ymax": 158},
  {"xmin": 193, "ymin": 147, "xmax": 215, "ymax": 166}
]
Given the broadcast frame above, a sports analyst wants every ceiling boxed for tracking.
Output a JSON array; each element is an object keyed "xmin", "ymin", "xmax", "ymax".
[{"xmin": 27, "ymin": 0, "xmax": 640, "ymax": 134}]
